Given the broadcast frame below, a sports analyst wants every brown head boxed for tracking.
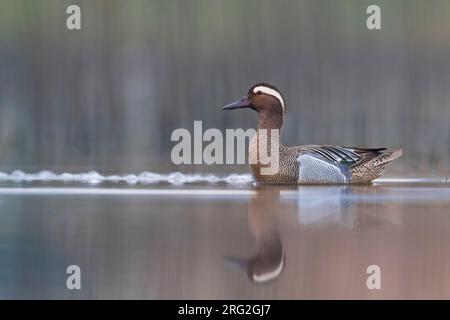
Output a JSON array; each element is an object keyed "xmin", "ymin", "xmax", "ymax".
[{"xmin": 223, "ymin": 83, "xmax": 286, "ymax": 129}]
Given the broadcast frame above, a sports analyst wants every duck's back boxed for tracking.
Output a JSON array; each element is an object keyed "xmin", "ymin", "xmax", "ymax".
[{"xmin": 249, "ymin": 142, "xmax": 403, "ymax": 184}]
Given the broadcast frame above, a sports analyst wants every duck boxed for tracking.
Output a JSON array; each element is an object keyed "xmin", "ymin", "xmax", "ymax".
[{"xmin": 223, "ymin": 83, "xmax": 403, "ymax": 184}]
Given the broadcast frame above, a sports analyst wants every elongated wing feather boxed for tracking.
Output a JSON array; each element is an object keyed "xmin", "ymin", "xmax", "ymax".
[{"xmin": 303, "ymin": 146, "xmax": 386, "ymax": 168}]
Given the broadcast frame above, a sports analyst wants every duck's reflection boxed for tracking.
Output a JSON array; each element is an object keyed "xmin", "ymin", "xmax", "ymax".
[
  {"xmin": 291, "ymin": 185, "xmax": 354, "ymax": 227},
  {"xmin": 227, "ymin": 184, "xmax": 394, "ymax": 284},
  {"xmin": 281, "ymin": 184, "xmax": 397, "ymax": 228},
  {"xmin": 227, "ymin": 186, "xmax": 285, "ymax": 283}
]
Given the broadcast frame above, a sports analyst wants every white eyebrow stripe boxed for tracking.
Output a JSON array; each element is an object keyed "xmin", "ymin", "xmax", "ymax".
[
  {"xmin": 253, "ymin": 86, "xmax": 285, "ymax": 113},
  {"xmin": 252, "ymin": 255, "xmax": 284, "ymax": 283}
]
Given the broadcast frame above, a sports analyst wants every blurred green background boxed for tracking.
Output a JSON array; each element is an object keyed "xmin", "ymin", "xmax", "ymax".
[{"xmin": 0, "ymin": 0, "xmax": 449, "ymax": 175}]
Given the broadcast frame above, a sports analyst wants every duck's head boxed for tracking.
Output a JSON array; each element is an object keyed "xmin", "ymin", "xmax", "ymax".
[
  {"xmin": 226, "ymin": 252, "xmax": 285, "ymax": 284},
  {"xmin": 223, "ymin": 83, "xmax": 286, "ymax": 116}
]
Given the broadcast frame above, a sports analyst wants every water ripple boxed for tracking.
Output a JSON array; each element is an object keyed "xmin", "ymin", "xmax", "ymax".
[{"xmin": 0, "ymin": 170, "xmax": 254, "ymax": 185}]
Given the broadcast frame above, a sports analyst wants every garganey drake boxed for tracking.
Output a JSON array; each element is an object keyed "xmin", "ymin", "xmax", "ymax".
[{"xmin": 223, "ymin": 83, "xmax": 403, "ymax": 184}]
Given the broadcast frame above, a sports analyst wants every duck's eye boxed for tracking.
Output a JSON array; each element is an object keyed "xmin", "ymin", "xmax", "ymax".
[{"xmin": 256, "ymin": 91, "xmax": 262, "ymax": 95}]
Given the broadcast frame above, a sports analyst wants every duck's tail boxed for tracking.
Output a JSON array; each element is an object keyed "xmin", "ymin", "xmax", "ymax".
[
  {"xmin": 378, "ymin": 148, "xmax": 404, "ymax": 164},
  {"xmin": 350, "ymin": 148, "xmax": 403, "ymax": 183}
]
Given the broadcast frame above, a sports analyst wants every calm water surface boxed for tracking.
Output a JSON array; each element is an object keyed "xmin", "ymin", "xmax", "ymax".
[{"xmin": 1, "ymin": 178, "xmax": 450, "ymax": 299}]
